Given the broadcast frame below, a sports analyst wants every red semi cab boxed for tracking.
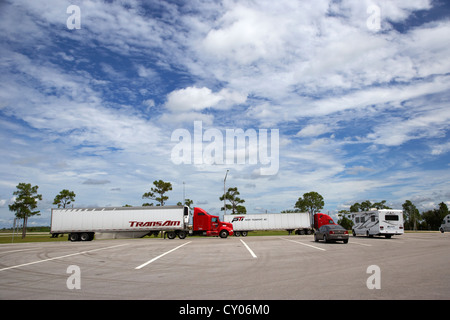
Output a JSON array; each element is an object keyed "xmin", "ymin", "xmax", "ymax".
[
  {"xmin": 191, "ymin": 207, "xmax": 234, "ymax": 238},
  {"xmin": 314, "ymin": 212, "xmax": 336, "ymax": 229}
]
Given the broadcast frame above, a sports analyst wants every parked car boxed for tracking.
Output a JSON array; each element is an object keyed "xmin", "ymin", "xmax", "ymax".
[{"xmin": 314, "ymin": 224, "xmax": 349, "ymax": 243}]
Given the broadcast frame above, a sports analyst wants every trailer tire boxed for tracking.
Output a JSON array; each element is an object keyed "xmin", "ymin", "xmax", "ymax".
[
  {"xmin": 167, "ymin": 231, "xmax": 176, "ymax": 239},
  {"xmin": 177, "ymin": 231, "xmax": 187, "ymax": 239},
  {"xmin": 219, "ymin": 230, "xmax": 229, "ymax": 238},
  {"xmin": 80, "ymin": 233, "xmax": 91, "ymax": 241},
  {"xmin": 241, "ymin": 231, "xmax": 248, "ymax": 237},
  {"xmin": 69, "ymin": 233, "xmax": 79, "ymax": 242}
]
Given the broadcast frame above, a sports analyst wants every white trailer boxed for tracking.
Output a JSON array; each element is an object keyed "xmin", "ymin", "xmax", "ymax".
[
  {"xmin": 51, "ymin": 205, "xmax": 189, "ymax": 241},
  {"xmin": 223, "ymin": 212, "xmax": 312, "ymax": 236},
  {"xmin": 351, "ymin": 209, "xmax": 404, "ymax": 238},
  {"xmin": 440, "ymin": 214, "xmax": 450, "ymax": 233}
]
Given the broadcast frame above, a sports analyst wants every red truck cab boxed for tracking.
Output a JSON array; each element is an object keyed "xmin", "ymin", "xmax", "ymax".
[
  {"xmin": 192, "ymin": 207, "xmax": 234, "ymax": 238},
  {"xmin": 314, "ymin": 212, "xmax": 336, "ymax": 229}
]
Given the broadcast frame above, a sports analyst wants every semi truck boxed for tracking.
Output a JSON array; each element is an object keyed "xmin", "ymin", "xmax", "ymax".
[
  {"xmin": 50, "ymin": 205, "xmax": 233, "ymax": 241},
  {"xmin": 223, "ymin": 212, "xmax": 336, "ymax": 236}
]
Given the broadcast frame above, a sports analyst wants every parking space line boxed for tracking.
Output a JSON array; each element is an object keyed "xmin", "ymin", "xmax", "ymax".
[
  {"xmin": 0, "ymin": 243, "xmax": 129, "ymax": 272},
  {"xmin": 240, "ymin": 239, "xmax": 257, "ymax": 258},
  {"xmin": 135, "ymin": 241, "xmax": 192, "ymax": 269},
  {"xmin": 279, "ymin": 238, "xmax": 326, "ymax": 251}
]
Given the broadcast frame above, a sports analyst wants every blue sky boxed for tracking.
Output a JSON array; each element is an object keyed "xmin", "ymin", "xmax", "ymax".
[{"xmin": 1, "ymin": 0, "xmax": 450, "ymax": 228}]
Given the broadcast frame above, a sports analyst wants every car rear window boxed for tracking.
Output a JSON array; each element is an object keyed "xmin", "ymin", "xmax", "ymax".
[{"xmin": 328, "ymin": 225, "xmax": 345, "ymax": 230}]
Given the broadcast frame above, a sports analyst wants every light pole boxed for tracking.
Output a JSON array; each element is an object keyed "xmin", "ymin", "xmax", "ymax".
[{"xmin": 224, "ymin": 169, "xmax": 229, "ymax": 215}]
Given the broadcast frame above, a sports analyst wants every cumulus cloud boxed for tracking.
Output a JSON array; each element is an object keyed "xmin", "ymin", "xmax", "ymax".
[{"xmin": 165, "ymin": 86, "xmax": 246, "ymax": 112}]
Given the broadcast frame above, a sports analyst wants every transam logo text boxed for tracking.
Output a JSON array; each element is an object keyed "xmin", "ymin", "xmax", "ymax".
[{"xmin": 129, "ymin": 220, "xmax": 181, "ymax": 227}]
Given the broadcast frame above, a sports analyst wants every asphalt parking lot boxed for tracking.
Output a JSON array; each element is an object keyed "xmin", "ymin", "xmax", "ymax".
[{"xmin": 0, "ymin": 233, "xmax": 449, "ymax": 300}]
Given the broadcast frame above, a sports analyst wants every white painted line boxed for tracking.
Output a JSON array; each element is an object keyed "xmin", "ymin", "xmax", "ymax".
[
  {"xmin": 135, "ymin": 241, "xmax": 192, "ymax": 269},
  {"xmin": 0, "ymin": 244, "xmax": 129, "ymax": 272},
  {"xmin": 240, "ymin": 239, "xmax": 257, "ymax": 258},
  {"xmin": 279, "ymin": 237, "xmax": 326, "ymax": 251}
]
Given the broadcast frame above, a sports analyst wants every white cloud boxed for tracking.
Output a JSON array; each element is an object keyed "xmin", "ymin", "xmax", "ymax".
[
  {"xmin": 165, "ymin": 86, "xmax": 246, "ymax": 112},
  {"xmin": 296, "ymin": 124, "xmax": 332, "ymax": 138},
  {"xmin": 367, "ymin": 102, "xmax": 450, "ymax": 146},
  {"xmin": 431, "ymin": 142, "xmax": 450, "ymax": 156}
]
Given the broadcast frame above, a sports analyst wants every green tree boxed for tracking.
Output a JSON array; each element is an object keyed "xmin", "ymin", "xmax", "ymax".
[
  {"xmin": 53, "ymin": 189, "xmax": 76, "ymax": 208},
  {"xmin": 220, "ymin": 187, "xmax": 246, "ymax": 214},
  {"xmin": 294, "ymin": 191, "xmax": 324, "ymax": 215},
  {"xmin": 142, "ymin": 180, "xmax": 172, "ymax": 206},
  {"xmin": 9, "ymin": 183, "xmax": 42, "ymax": 239},
  {"xmin": 350, "ymin": 200, "xmax": 390, "ymax": 212},
  {"xmin": 402, "ymin": 200, "xmax": 420, "ymax": 230},
  {"xmin": 349, "ymin": 202, "xmax": 361, "ymax": 212},
  {"xmin": 372, "ymin": 200, "xmax": 391, "ymax": 209},
  {"xmin": 337, "ymin": 210, "xmax": 354, "ymax": 230},
  {"xmin": 422, "ymin": 202, "xmax": 448, "ymax": 230}
]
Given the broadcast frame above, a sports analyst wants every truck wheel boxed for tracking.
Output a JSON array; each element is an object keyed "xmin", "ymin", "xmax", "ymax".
[
  {"xmin": 440, "ymin": 228, "xmax": 444, "ymax": 233},
  {"xmin": 177, "ymin": 231, "xmax": 186, "ymax": 239},
  {"xmin": 352, "ymin": 230, "xmax": 356, "ymax": 237},
  {"xmin": 241, "ymin": 231, "xmax": 248, "ymax": 237},
  {"xmin": 69, "ymin": 233, "xmax": 79, "ymax": 242},
  {"xmin": 219, "ymin": 230, "xmax": 228, "ymax": 238},
  {"xmin": 167, "ymin": 231, "xmax": 176, "ymax": 239},
  {"xmin": 80, "ymin": 233, "xmax": 90, "ymax": 241}
]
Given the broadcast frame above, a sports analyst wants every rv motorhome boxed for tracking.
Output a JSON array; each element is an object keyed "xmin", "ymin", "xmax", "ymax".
[
  {"xmin": 351, "ymin": 209, "xmax": 404, "ymax": 239},
  {"xmin": 440, "ymin": 214, "xmax": 450, "ymax": 233}
]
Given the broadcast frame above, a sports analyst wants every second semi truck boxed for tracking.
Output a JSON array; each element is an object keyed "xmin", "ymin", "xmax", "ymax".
[{"xmin": 223, "ymin": 212, "xmax": 336, "ymax": 236}]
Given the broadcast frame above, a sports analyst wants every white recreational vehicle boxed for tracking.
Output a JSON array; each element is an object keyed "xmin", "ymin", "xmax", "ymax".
[
  {"xmin": 440, "ymin": 214, "xmax": 450, "ymax": 233},
  {"xmin": 351, "ymin": 209, "xmax": 404, "ymax": 239}
]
